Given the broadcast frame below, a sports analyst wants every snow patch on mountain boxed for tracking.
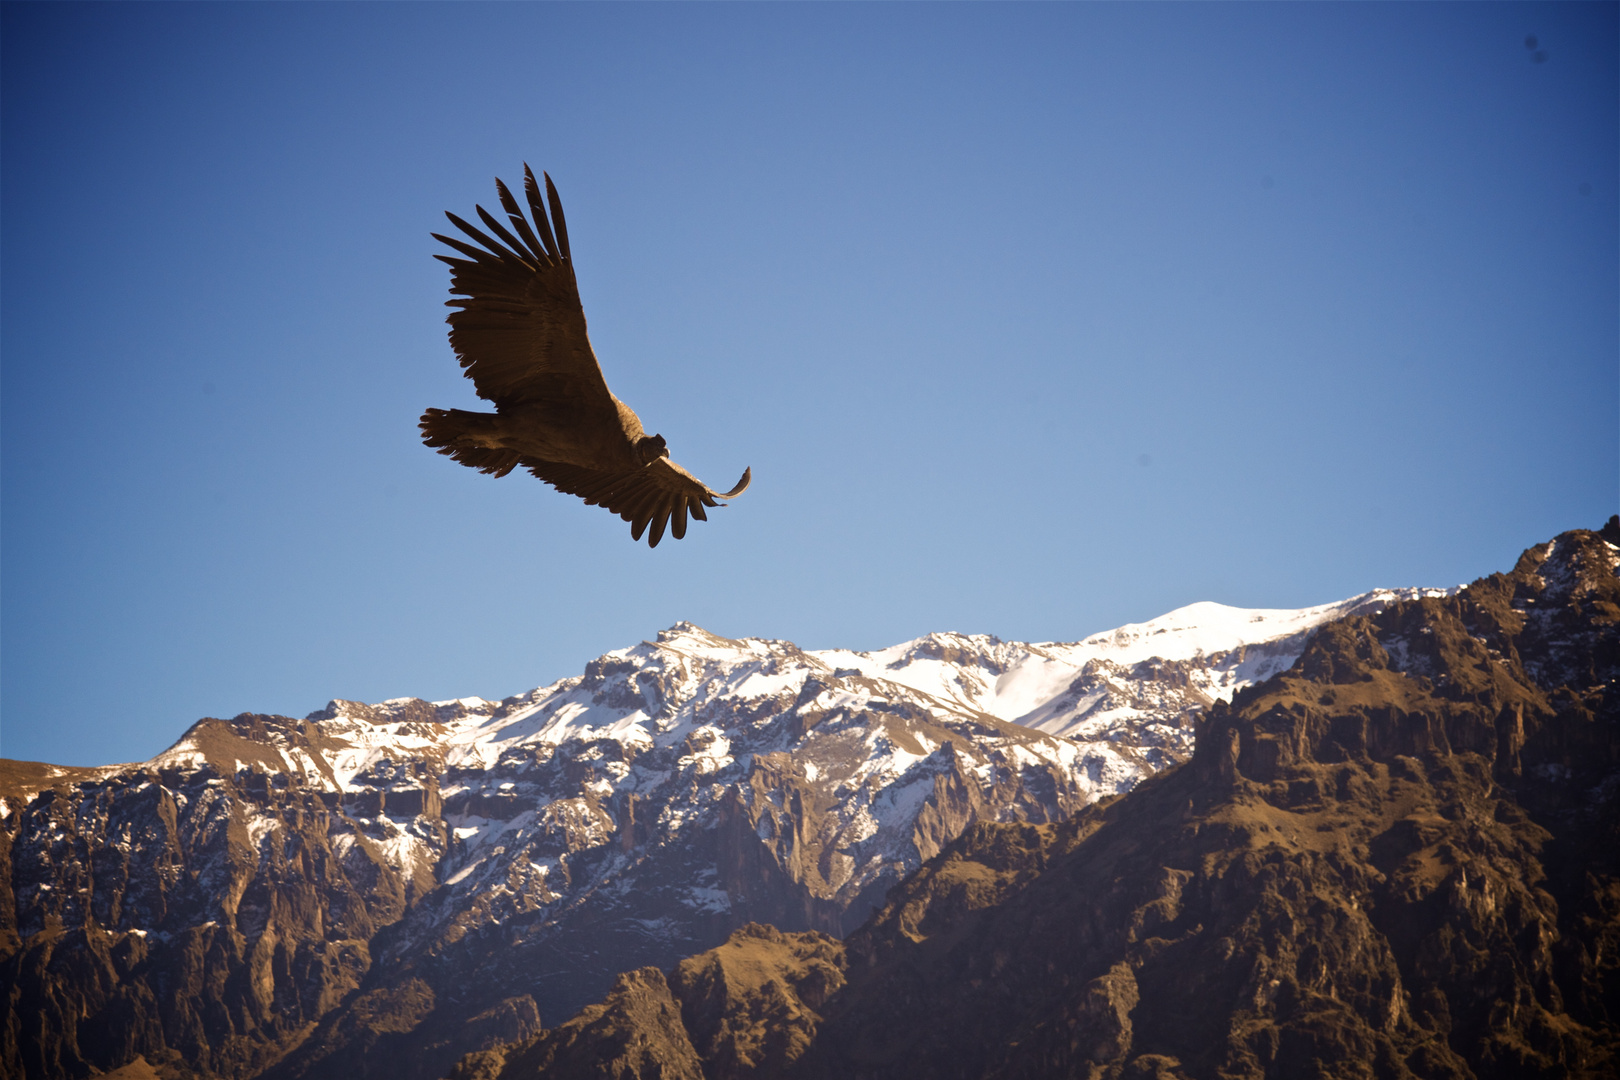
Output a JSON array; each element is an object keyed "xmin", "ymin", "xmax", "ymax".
[{"xmin": 813, "ymin": 587, "xmax": 1454, "ymax": 746}]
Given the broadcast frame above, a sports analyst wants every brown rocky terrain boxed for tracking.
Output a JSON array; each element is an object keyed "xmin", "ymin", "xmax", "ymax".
[
  {"xmin": 0, "ymin": 733, "xmax": 430, "ymax": 1079},
  {"xmin": 459, "ymin": 523, "xmax": 1620, "ymax": 1079}
]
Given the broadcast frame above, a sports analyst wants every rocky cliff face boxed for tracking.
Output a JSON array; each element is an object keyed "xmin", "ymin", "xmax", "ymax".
[
  {"xmin": 0, "ymin": 744, "xmax": 408, "ymax": 1079},
  {"xmin": 0, "ymin": 587, "xmax": 1448, "ymax": 1080},
  {"xmin": 460, "ymin": 525, "xmax": 1620, "ymax": 1080}
]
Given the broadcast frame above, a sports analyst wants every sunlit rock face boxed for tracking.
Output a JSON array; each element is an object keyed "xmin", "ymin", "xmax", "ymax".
[{"xmin": 0, "ymin": 582, "xmax": 1449, "ymax": 1080}]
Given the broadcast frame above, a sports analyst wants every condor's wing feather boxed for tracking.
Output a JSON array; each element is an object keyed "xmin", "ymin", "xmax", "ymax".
[
  {"xmin": 523, "ymin": 456, "xmax": 750, "ymax": 548},
  {"xmin": 432, "ymin": 166, "xmax": 615, "ymax": 416}
]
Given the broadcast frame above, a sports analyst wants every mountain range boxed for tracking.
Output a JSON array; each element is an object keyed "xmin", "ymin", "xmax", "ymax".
[
  {"xmin": 448, "ymin": 523, "xmax": 1620, "ymax": 1080},
  {"xmin": 3, "ymin": 525, "xmax": 1614, "ymax": 1079}
]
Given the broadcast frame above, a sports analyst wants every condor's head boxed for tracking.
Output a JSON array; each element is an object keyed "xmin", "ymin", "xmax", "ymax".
[{"xmin": 637, "ymin": 434, "xmax": 669, "ymax": 466}]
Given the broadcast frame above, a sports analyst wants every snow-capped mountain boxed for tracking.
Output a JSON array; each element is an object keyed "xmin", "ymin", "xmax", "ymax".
[
  {"xmin": 0, "ymin": 587, "xmax": 1448, "ymax": 1080},
  {"xmin": 442, "ymin": 526, "xmax": 1619, "ymax": 1080}
]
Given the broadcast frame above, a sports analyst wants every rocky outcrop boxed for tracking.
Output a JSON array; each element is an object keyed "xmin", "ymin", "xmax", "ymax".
[
  {"xmin": 668, "ymin": 923, "xmax": 846, "ymax": 1080},
  {"xmin": 462, "ymin": 524, "xmax": 1619, "ymax": 1079},
  {"xmin": 461, "ymin": 966, "xmax": 703, "ymax": 1080},
  {"xmin": 464, "ymin": 923, "xmax": 844, "ymax": 1080}
]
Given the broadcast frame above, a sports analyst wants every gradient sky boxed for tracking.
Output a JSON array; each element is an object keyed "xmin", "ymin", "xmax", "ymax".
[{"xmin": 4, "ymin": 3, "xmax": 1615, "ymax": 767}]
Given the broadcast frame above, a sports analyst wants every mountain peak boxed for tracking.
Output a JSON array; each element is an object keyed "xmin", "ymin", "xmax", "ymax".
[{"xmin": 653, "ymin": 621, "xmax": 743, "ymax": 650}]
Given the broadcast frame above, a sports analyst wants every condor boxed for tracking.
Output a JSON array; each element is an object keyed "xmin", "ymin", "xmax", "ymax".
[{"xmin": 421, "ymin": 166, "xmax": 750, "ymax": 547}]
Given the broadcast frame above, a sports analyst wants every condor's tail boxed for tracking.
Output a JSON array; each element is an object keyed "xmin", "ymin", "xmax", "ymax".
[{"xmin": 419, "ymin": 407, "xmax": 521, "ymax": 478}]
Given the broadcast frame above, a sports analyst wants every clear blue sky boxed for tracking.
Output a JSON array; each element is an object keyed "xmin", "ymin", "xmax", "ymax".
[{"xmin": 4, "ymin": 3, "xmax": 1615, "ymax": 767}]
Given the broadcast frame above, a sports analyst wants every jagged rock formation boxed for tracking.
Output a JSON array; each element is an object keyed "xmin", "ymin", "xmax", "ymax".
[
  {"xmin": 0, "ymin": 585, "xmax": 1447, "ymax": 1079},
  {"xmin": 450, "ymin": 924, "xmax": 847, "ymax": 1080},
  {"xmin": 460, "ymin": 524, "xmax": 1620, "ymax": 1079}
]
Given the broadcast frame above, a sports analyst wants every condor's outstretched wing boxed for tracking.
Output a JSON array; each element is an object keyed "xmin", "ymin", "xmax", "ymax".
[
  {"xmin": 524, "ymin": 457, "xmax": 752, "ymax": 548},
  {"xmin": 432, "ymin": 166, "xmax": 615, "ymax": 417}
]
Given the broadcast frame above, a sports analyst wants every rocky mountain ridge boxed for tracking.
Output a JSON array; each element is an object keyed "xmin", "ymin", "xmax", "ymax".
[
  {"xmin": 1, "ymin": 587, "xmax": 1448, "ymax": 1079},
  {"xmin": 454, "ymin": 524, "xmax": 1620, "ymax": 1080}
]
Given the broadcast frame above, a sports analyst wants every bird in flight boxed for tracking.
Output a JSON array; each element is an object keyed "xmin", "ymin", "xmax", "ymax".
[{"xmin": 420, "ymin": 166, "xmax": 750, "ymax": 547}]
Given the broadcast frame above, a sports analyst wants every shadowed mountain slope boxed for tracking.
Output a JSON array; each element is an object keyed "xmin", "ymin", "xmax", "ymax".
[{"xmin": 462, "ymin": 524, "xmax": 1619, "ymax": 1080}]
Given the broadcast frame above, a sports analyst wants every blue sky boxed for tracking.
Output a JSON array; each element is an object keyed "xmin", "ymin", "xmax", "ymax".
[{"xmin": 4, "ymin": 3, "xmax": 1615, "ymax": 767}]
